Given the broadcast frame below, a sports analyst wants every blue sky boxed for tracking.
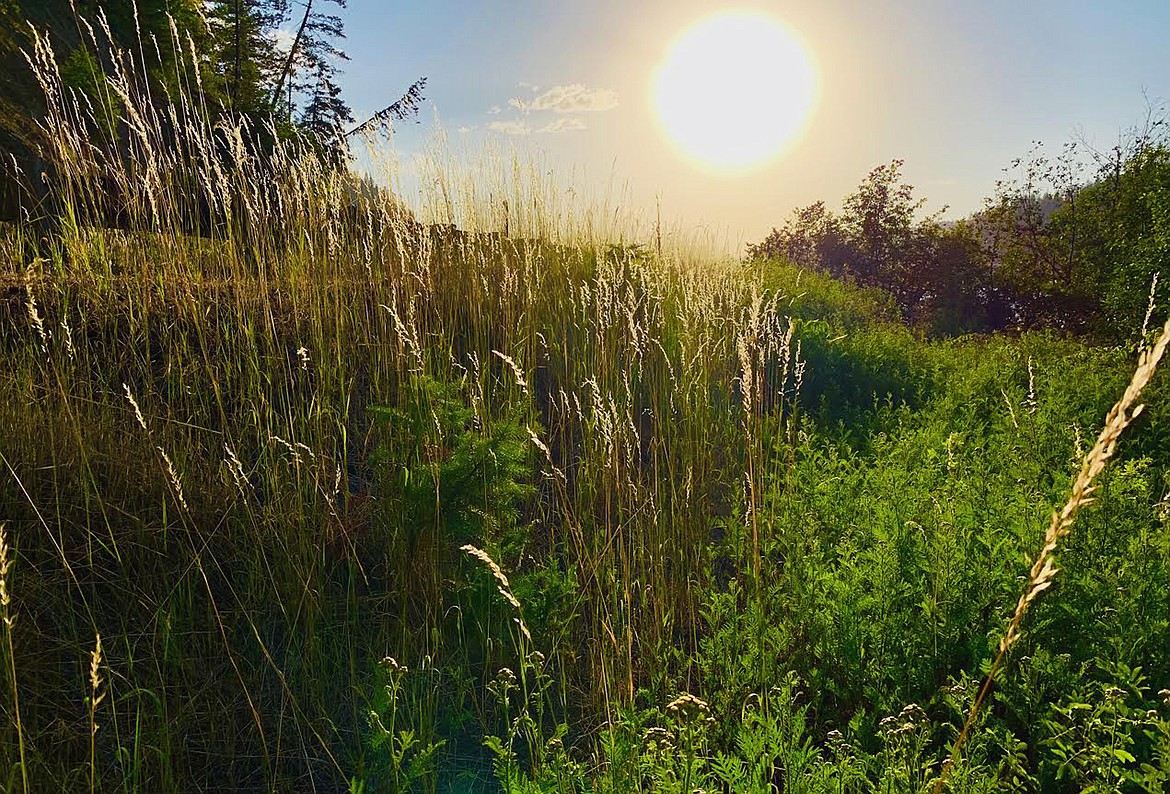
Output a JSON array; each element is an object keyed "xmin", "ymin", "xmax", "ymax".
[{"xmin": 334, "ymin": 1, "xmax": 1170, "ymax": 246}]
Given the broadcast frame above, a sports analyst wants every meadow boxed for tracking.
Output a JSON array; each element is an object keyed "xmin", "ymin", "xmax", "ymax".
[{"xmin": 2, "ymin": 25, "xmax": 1170, "ymax": 794}]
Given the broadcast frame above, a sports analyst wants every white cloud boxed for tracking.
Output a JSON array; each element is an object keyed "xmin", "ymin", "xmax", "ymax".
[
  {"xmin": 526, "ymin": 84, "xmax": 618, "ymax": 114},
  {"xmin": 487, "ymin": 119, "xmax": 532, "ymax": 136},
  {"xmin": 486, "ymin": 83, "xmax": 616, "ymax": 130},
  {"xmin": 538, "ymin": 117, "xmax": 586, "ymax": 133},
  {"xmin": 457, "ymin": 125, "xmax": 476, "ymax": 134},
  {"xmin": 268, "ymin": 27, "xmax": 297, "ymax": 57},
  {"xmin": 500, "ymin": 83, "xmax": 619, "ymax": 116}
]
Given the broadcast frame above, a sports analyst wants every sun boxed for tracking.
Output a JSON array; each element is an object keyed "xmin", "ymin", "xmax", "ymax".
[{"xmin": 652, "ymin": 11, "xmax": 818, "ymax": 172}]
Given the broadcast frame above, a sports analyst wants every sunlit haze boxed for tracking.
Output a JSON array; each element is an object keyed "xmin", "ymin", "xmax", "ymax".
[
  {"xmin": 339, "ymin": 1, "xmax": 1170, "ymax": 248},
  {"xmin": 652, "ymin": 11, "xmax": 817, "ymax": 172}
]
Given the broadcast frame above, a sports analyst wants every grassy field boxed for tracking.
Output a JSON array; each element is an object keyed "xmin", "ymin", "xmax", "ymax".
[{"xmin": 2, "ymin": 29, "xmax": 1170, "ymax": 794}]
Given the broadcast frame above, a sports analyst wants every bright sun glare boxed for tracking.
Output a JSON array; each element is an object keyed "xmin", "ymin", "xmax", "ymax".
[{"xmin": 652, "ymin": 11, "xmax": 818, "ymax": 172}]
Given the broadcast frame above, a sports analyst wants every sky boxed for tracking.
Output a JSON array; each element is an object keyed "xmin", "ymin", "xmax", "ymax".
[{"xmin": 334, "ymin": 0, "xmax": 1170, "ymax": 249}]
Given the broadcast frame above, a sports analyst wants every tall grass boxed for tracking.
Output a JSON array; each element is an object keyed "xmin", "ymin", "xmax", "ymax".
[{"xmin": 2, "ymin": 16, "xmax": 804, "ymax": 790}]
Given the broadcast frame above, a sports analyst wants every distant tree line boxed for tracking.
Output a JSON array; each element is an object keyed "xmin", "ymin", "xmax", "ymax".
[{"xmin": 749, "ymin": 112, "xmax": 1170, "ymax": 341}]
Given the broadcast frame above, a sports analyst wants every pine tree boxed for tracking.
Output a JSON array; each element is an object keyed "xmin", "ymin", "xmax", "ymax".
[
  {"xmin": 269, "ymin": 0, "xmax": 352, "ymax": 151},
  {"xmin": 301, "ymin": 60, "xmax": 353, "ymax": 162},
  {"xmin": 204, "ymin": 0, "xmax": 287, "ymax": 115}
]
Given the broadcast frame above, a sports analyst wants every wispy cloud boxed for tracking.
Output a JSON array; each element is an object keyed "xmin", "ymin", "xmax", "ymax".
[
  {"xmin": 487, "ymin": 119, "xmax": 532, "ymax": 136},
  {"xmin": 487, "ymin": 116, "xmax": 586, "ymax": 135},
  {"xmin": 457, "ymin": 125, "xmax": 476, "ymax": 134},
  {"xmin": 509, "ymin": 83, "xmax": 619, "ymax": 114},
  {"xmin": 538, "ymin": 117, "xmax": 586, "ymax": 133},
  {"xmin": 486, "ymin": 83, "xmax": 615, "ymax": 134}
]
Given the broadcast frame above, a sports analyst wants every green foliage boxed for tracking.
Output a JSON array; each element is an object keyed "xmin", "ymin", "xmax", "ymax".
[
  {"xmin": 754, "ymin": 258, "xmax": 900, "ymax": 330},
  {"xmin": 483, "ymin": 653, "xmax": 581, "ymax": 794},
  {"xmin": 1040, "ymin": 663, "xmax": 1170, "ymax": 791},
  {"xmin": 748, "ymin": 160, "xmax": 985, "ymax": 332},
  {"xmin": 360, "ymin": 656, "xmax": 447, "ymax": 794},
  {"xmin": 1052, "ymin": 142, "xmax": 1170, "ymax": 339},
  {"xmin": 57, "ymin": 47, "xmax": 120, "ymax": 129},
  {"xmin": 0, "ymin": 0, "xmax": 360, "ymax": 187},
  {"xmin": 204, "ymin": 0, "xmax": 286, "ymax": 115}
]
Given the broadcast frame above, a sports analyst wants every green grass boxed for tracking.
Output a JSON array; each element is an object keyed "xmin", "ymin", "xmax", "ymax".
[{"xmin": 1, "ymin": 24, "xmax": 1170, "ymax": 793}]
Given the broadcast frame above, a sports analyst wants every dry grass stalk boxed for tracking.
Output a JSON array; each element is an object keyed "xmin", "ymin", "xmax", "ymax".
[
  {"xmin": 492, "ymin": 350, "xmax": 530, "ymax": 397},
  {"xmin": 935, "ymin": 316, "xmax": 1170, "ymax": 792},
  {"xmin": 24, "ymin": 265, "xmax": 48, "ymax": 355},
  {"xmin": 460, "ymin": 544, "xmax": 532, "ymax": 642},
  {"xmin": 1140, "ymin": 272, "xmax": 1160, "ymax": 346},
  {"xmin": 89, "ymin": 633, "xmax": 104, "ymax": 711},
  {"xmin": 157, "ymin": 447, "xmax": 190, "ymax": 514},
  {"xmin": 0, "ymin": 524, "xmax": 14, "ymax": 627},
  {"xmin": 123, "ymin": 384, "xmax": 148, "ymax": 432},
  {"xmin": 527, "ymin": 426, "xmax": 566, "ymax": 484},
  {"xmin": 88, "ymin": 632, "xmax": 105, "ymax": 794},
  {"xmin": 0, "ymin": 522, "xmax": 29, "ymax": 793},
  {"xmin": 223, "ymin": 444, "xmax": 251, "ymax": 500}
]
